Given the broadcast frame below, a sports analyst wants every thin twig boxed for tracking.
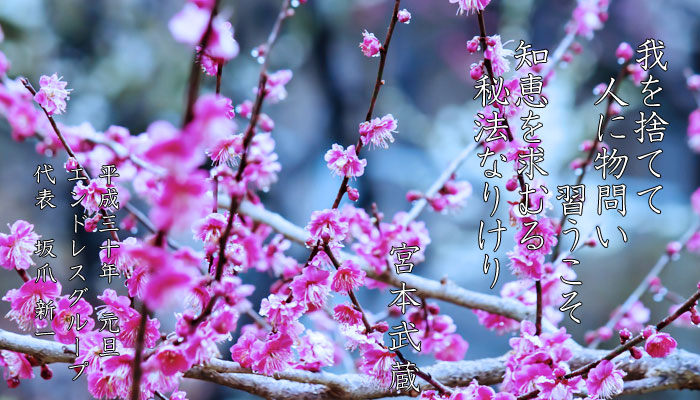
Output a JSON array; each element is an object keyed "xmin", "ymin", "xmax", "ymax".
[
  {"xmin": 589, "ymin": 219, "xmax": 700, "ymax": 348},
  {"xmin": 540, "ymin": 31, "xmax": 576, "ymax": 79},
  {"xmin": 324, "ymin": 243, "xmax": 452, "ymax": 397},
  {"xmin": 330, "ymin": 0, "xmax": 402, "ymax": 209},
  {"xmin": 20, "ymin": 78, "xmax": 120, "ymax": 244},
  {"xmin": 517, "ymin": 288, "xmax": 700, "ymax": 400},
  {"xmin": 323, "ymin": 244, "xmax": 372, "ymax": 333},
  {"xmin": 129, "ymin": 302, "xmax": 150, "ymax": 400},
  {"xmin": 402, "ymin": 141, "xmax": 481, "ymax": 225},
  {"xmin": 183, "ymin": 0, "xmax": 221, "ymax": 126},
  {"xmin": 215, "ymin": 61, "xmax": 223, "ymax": 95},
  {"xmin": 189, "ymin": 0, "xmax": 293, "ymax": 330}
]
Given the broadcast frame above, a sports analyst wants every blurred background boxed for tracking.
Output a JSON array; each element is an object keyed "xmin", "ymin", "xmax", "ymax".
[{"xmin": 0, "ymin": 0, "xmax": 699, "ymax": 399}]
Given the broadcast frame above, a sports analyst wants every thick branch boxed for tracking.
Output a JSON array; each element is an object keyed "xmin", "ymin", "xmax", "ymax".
[
  {"xmin": 2, "ymin": 329, "xmax": 699, "ymax": 399},
  {"xmin": 229, "ymin": 199, "xmax": 539, "ymax": 323}
]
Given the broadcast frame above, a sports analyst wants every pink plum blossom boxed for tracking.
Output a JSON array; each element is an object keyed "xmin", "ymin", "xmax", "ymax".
[
  {"xmin": 359, "ymin": 30, "xmax": 381, "ymax": 57},
  {"xmin": 334, "ymin": 303, "xmax": 364, "ymax": 327},
  {"xmin": 585, "ymin": 360, "xmax": 625, "ymax": 399},
  {"xmin": 359, "ymin": 343, "xmax": 395, "ymax": 386},
  {"xmin": 612, "ymin": 301, "xmax": 650, "ymax": 332},
  {"xmin": 427, "ymin": 178, "xmax": 472, "ymax": 213},
  {"xmin": 484, "ymin": 35, "xmax": 513, "ymax": 76},
  {"xmin": 331, "ymin": 259, "xmax": 366, "ymax": 294},
  {"xmin": 72, "ymin": 178, "xmax": 113, "ymax": 214},
  {"xmin": 263, "ymin": 70, "xmax": 293, "ymax": 104},
  {"xmin": 33, "ymin": 74, "xmax": 71, "ymax": 115},
  {"xmin": 205, "ymin": 18, "xmax": 240, "ymax": 61},
  {"xmin": 306, "ymin": 209, "xmax": 348, "ymax": 243},
  {"xmin": 51, "ymin": 296, "xmax": 95, "ymax": 344},
  {"xmin": 324, "ymin": 144, "xmax": 367, "ymax": 178},
  {"xmin": 250, "ymin": 331, "xmax": 294, "ymax": 375},
  {"xmin": 240, "ymin": 132, "xmax": 282, "ymax": 191},
  {"xmin": 3, "ymin": 279, "xmax": 61, "ymax": 331},
  {"xmin": 568, "ymin": 0, "xmax": 609, "ymax": 38},
  {"xmin": 0, "ymin": 350, "xmax": 34, "ymax": 386},
  {"xmin": 168, "ymin": 3, "xmax": 209, "ymax": 45},
  {"xmin": 0, "ymin": 220, "xmax": 40, "ymax": 271},
  {"xmin": 296, "ymin": 331, "xmax": 334, "ymax": 371},
  {"xmin": 87, "ymin": 353, "xmax": 133, "ymax": 399},
  {"xmin": 7, "ymin": 101, "xmax": 39, "ymax": 141},
  {"xmin": 260, "ymin": 294, "xmax": 304, "ymax": 330},
  {"xmin": 359, "ymin": 114, "xmax": 398, "ymax": 149},
  {"xmin": 230, "ymin": 332, "xmax": 258, "ymax": 368},
  {"xmin": 644, "ymin": 331, "xmax": 677, "ymax": 358},
  {"xmin": 150, "ymin": 345, "xmax": 191, "ymax": 376},
  {"xmin": 150, "ymin": 172, "xmax": 209, "ymax": 233},
  {"xmin": 290, "ymin": 265, "xmax": 330, "ymax": 312},
  {"xmin": 97, "ymin": 289, "xmax": 160, "ymax": 347}
]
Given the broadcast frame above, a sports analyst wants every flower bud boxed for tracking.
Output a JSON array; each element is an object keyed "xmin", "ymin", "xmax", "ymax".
[
  {"xmin": 570, "ymin": 42, "xmax": 583, "ymax": 54},
  {"xmin": 505, "ymin": 177, "xmax": 518, "ymax": 191},
  {"xmin": 40, "ymin": 365, "xmax": 53, "ymax": 380},
  {"xmin": 258, "ymin": 113, "xmax": 275, "ymax": 132},
  {"xmin": 619, "ymin": 328, "xmax": 632, "ymax": 344},
  {"xmin": 397, "ymin": 9, "xmax": 411, "ymax": 24},
  {"xmin": 64, "ymin": 157, "xmax": 79, "ymax": 171},
  {"xmin": 470, "ymin": 62, "xmax": 484, "ymax": 80},
  {"xmin": 687, "ymin": 74, "xmax": 700, "ymax": 91},
  {"xmin": 615, "ymin": 42, "xmax": 633, "ymax": 63},
  {"xmin": 569, "ymin": 158, "xmax": 586, "ymax": 170},
  {"xmin": 593, "ymin": 83, "xmax": 607, "ymax": 96},
  {"xmin": 608, "ymin": 102, "xmax": 622, "ymax": 116},
  {"xmin": 373, "ymin": 321, "xmax": 389, "ymax": 333},
  {"xmin": 406, "ymin": 190, "xmax": 423, "ymax": 202},
  {"xmin": 466, "ymin": 37, "xmax": 480, "ymax": 53},
  {"xmin": 579, "ymin": 139, "xmax": 595, "ymax": 152},
  {"xmin": 629, "ymin": 346, "xmax": 643, "ymax": 359},
  {"xmin": 347, "ymin": 186, "xmax": 359, "ymax": 202},
  {"xmin": 690, "ymin": 307, "xmax": 700, "ymax": 326}
]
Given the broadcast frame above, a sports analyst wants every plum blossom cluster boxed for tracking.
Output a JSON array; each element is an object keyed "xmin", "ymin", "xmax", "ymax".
[
  {"xmin": 0, "ymin": 1, "xmax": 293, "ymax": 397},
  {"xmin": 406, "ymin": 173, "xmax": 473, "ymax": 215}
]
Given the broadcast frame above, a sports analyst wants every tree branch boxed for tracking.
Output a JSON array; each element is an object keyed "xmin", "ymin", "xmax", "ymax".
[
  {"xmin": 2, "ymin": 329, "xmax": 699, "ymax": 399},
  {"xmin": 590, "ymin": 219, "xmax": 700, "ymax": 348},
  {"xmin": 227, "ymin": 199, "xmax": 540, "ymax": 324}
]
